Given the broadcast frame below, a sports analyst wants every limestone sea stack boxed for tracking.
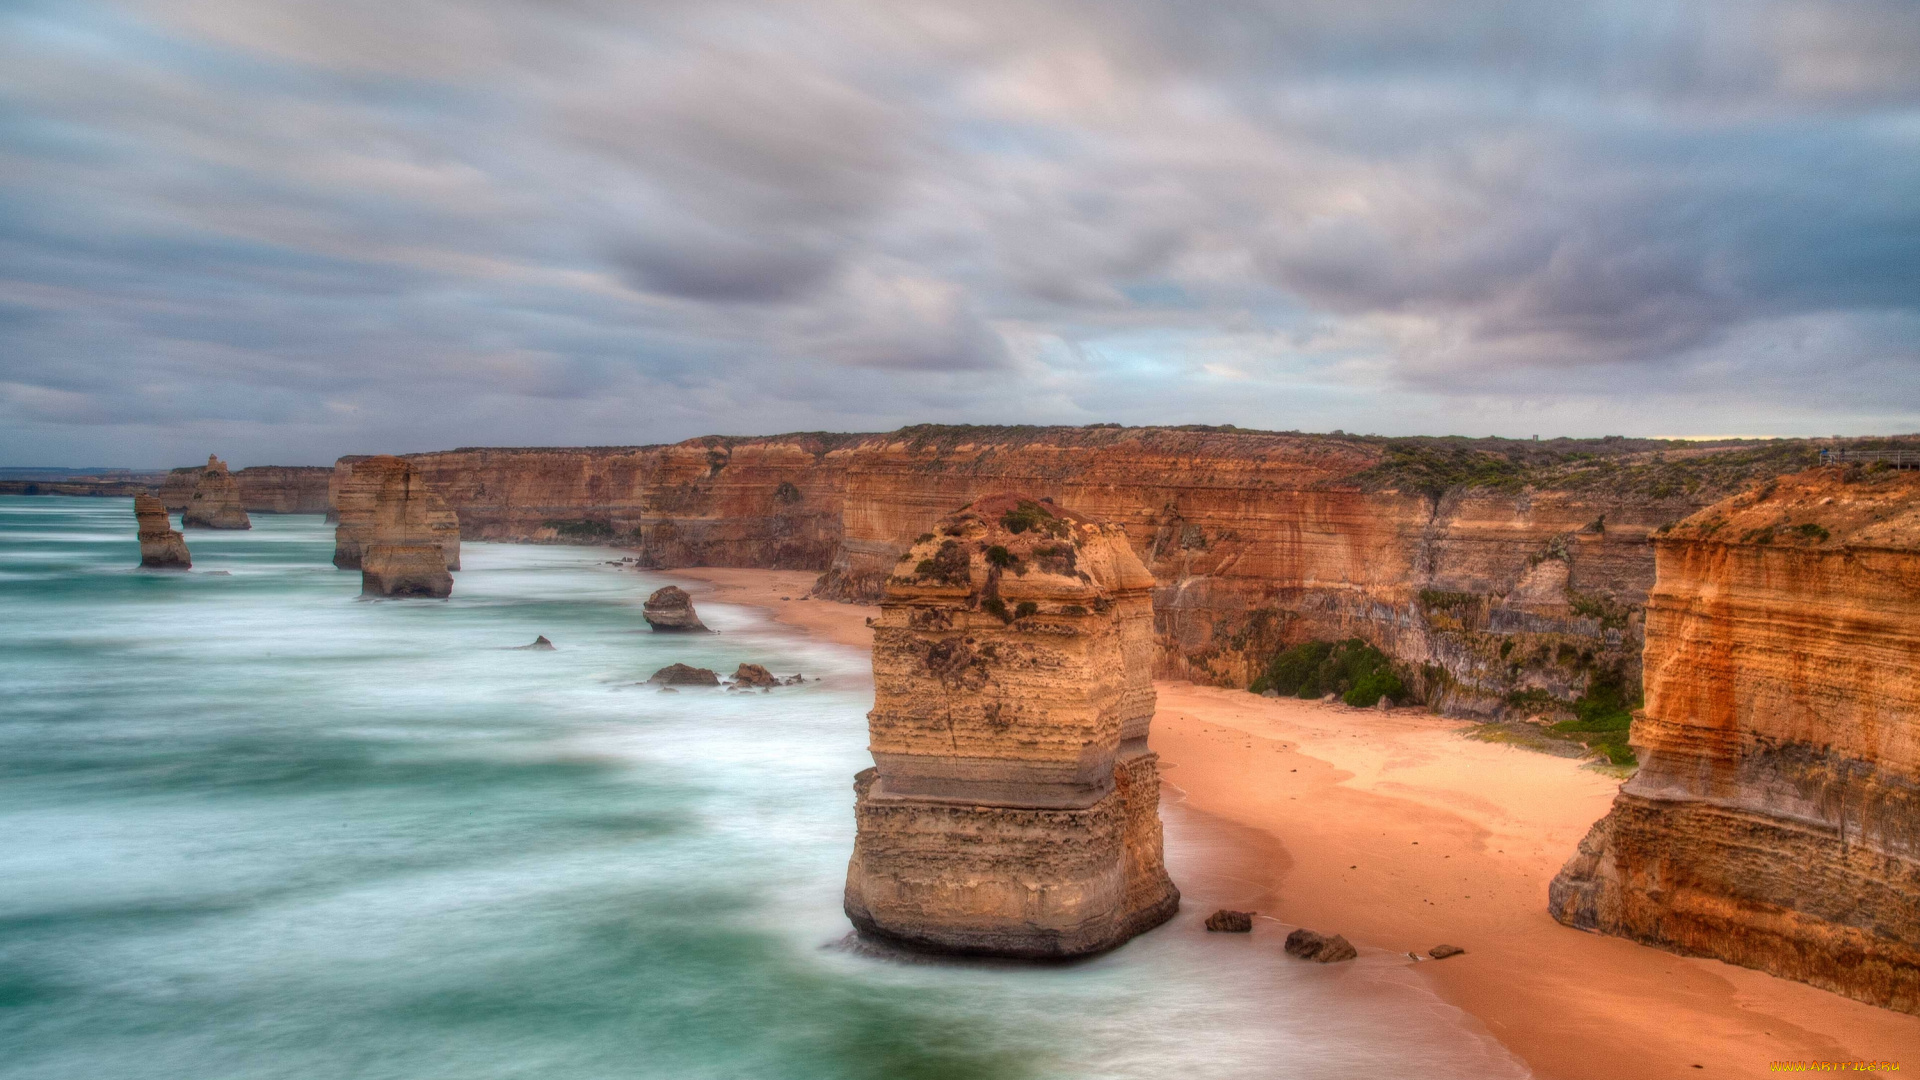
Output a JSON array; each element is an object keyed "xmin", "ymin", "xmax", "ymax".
[
  {"xmin": 180, "ymin": 456, "xmax": 251, "ymax": 530},
  {"xmin": 333, "ymin": 456, "xmax": 459, "ymax": 572},
  {"xmin": 643, "ymin": 586, "xmax": 707, "ymax": 632},
  {"xmin": 358, "ymin": 460, "xmax": 457, "ymax": 598},
  {"xmin": 1549, "ymin": 467, "xmax": 1920, "ymax": 1015},
  {"xmin": 844, "ymin": 494, "xmax": 1179, "ymax": 957},
  {"xmin": 133, "ymin": 494, "xmax": 190, "ymax": 569}
]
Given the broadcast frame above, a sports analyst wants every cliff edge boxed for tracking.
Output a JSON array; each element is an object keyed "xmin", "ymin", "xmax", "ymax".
[{"xmin": 1548, "ymin": 466, "xmax": 1920, "ymax": 1014}]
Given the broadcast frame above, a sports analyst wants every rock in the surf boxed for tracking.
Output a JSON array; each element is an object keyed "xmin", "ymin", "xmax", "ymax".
[
  {"xmin": 649, "ymin": 663, "xmax": 719, "ymax": 686},
  {"xmin": 643, "ymin": 586, "xmax": 707, "ymax": 632},
  {"xmin": 133, "ymin": 494, "xmax": 191, "ymax": 569},
  {"xmin": 732, "ymin": 663, "xmax": 778, "ymax": 688},
  {"xmin": 1284, "ymin": 928, "xmax": 1357, "ymax": 963},
  {"xmin": 1205, "ymin": 910, "xmax": 1254, "ymax": 933}
]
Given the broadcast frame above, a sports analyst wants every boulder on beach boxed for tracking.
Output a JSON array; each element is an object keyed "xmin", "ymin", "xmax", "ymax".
[
  {"xmin": 1428, "ymin": 944, "xmax": 1465, "ymax": 960},
  {"xmin": 1205, "ymin": 909, "xmax": 1254, "ymax": 933},
  {"xmin": 1284, "ymin": 928, "xmax": 1357, "ymax": 963},
  {"xmin": 732, "ymin": 663, "xmax": 778, "ymax": 688},
  {"xmin": 649, "ymin": 663, "xmax": 719, "ymax": 686},
  {"xmin": 643, "ymin": 586, "xmax": 708, "ymax": 632}
]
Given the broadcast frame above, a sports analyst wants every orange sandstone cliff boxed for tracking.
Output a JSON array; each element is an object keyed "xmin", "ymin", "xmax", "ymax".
[
  {"xmin": 844, "ymin": 494, "xmax": 1178, "ymax": 956},
  {"xmin": 1549, "ymin": 467, "xmax": 1920, "ymax": 1014},
  {"xmin": 133, "ymin": 494, "xmax": 190, "ymax": 569},
  {"xmin": 180, "ymin": 456, "xmax": 251, "ymax": 530},
  {"xmin": 357, "ymin": 459, "xmax": 458, "ymax": 599},
  {"xmin": 350, "ymin": 428, "xmax": 1825, "ymax": 717},
  {"xmin": 332, "ymin": 457, "xmax": 460, "ymax": 572}
]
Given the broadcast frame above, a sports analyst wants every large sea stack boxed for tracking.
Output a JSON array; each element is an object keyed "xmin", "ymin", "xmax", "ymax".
[
  {"xmin": 1549, "ymin": 466, "xmax": 1920, "ymax": 1014},
  {"xmin": 180, "ymin": 456, "xmax": 251, "ymax": 530},
  {"xmin": 133, "ymin": 494, "xmax": 190, "ymax": 569},
  {"xmin": 844, "ymin": 493, "xmax": 1178, "ymax": 957},
  {"xmin": 333, "ymin": 456, "xmax": 460, "ymax": 572},
  {"xmin": 358, "ymin": 460, "xmax": 457, "ymax": 598},
  {"xmin": 642, "ymin": 586, "xmax": 708, "ymax": 632}
]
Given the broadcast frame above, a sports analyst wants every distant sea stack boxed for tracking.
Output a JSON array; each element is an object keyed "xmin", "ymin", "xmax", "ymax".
[
  {"xmin": 162, "ymin": 464, "xmax": 331, "ymax": 514},
  {"xmin": 844, "ymin": 494, "xmax": 1178, "ymax": 957},
  {"xmin": 1549, "ymin": 466, "xmax": 1920, "ymax": 1015},
  {"xmin": 356, "ymin": 459, "xmax": 457, "ymax": 598},
  {"xmin": 642, "ymin": 586, "xmax": 707, "ymax": 632},
  {"xmin": 133, "ymin": 494, "xmax": 190, "ymax": 569},
  {"xmin": 333, "ymin": 456, "xmax": 460, "ymax": 572},
  {"xmin": 180, "ymin": 456, "xmax": 251, "ymax": 530}
]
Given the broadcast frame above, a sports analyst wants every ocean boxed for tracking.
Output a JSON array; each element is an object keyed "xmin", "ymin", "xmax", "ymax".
[{"xmin": 0, "ymin": 496, "xmax": 1529, "ymax": 1079}]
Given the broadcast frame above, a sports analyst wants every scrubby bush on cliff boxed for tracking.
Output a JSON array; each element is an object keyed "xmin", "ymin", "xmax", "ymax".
[
  {"xmin": 1550, "ymin": 667, "xmax": 1640, "ymax": 766},
  {"xmin": 913, "ymin": 539, "xmax": 970, "ymax": 585},
  {"xmin": 1000, "ymin": 500, "xmax": 1069, "ymax": 538},
  {"xmin": 1250, "ymin": 638, "xmax": 1406, "ymax": 707},
  {"xmin": 544, "ymin": 518, "xmax": 614, "ymax": 541}
]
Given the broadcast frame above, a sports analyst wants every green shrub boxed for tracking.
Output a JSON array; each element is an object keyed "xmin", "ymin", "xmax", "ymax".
[
  {"xmin": 914, "ymin": 540, "xmax": 970, "ymax": 585},
  {"xmin": 981, "ymin": 596, "xmax": 1011, "ymax": 622},
  {"xmin": 544, "ymin": 518, "xmax": 614, "ymax": 540},
  {"xmin": 1792, "ymin": 522, "xmax": 1830, "ymax": 543},
  {"xmin": 985, "ymin": 545, "xmax": 1016, "ymax": 568},
  {"xmin": 1014, "ymin": 601, "xmax": 1038, "ymax": 619},
  {"xmin": 1549, "ymin": 667, "xmax": 1641, "ymax": 766},
  {"xmin": 1249, "ymin": 638, "xmax": 1406, "ymax": 706},
  {"xmin": 1000, "ymin": 500, "xmax": 1068, "ymax": 538}
]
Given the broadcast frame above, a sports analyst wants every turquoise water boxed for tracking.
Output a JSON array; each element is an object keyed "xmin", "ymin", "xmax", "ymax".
[{"xmin": 0, "ymin": 497, "xmax": 1529, "ymax": 1079}]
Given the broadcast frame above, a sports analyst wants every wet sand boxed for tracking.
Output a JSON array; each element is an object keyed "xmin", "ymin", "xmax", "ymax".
[{"xmin": 663, "ymin": 568, "xmax": 1920, "ymax": 1078}]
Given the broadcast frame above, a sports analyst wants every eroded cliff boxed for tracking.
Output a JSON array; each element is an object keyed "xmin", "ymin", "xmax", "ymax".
[
  {"xmin": 133, "ymin": 494, "xmax": 190, "ymax": 569},
  {"xmin": 162, "ymin": 465, "xmax": 331, "ymax": 514},
  {"xmin": 353, "ymin": 427, "xmax": 1829, "ymax": 717},
  {"xmin": 1548, "ymin": 466, "xmax": 1920, "ymax": 1014},
  {"xmin": 844, "ymin": 494, "xmax": 1178, "ymax": 956},
  {"xmin": 180, "ymin": 456, "xmax": 251, "ymax": 530}
]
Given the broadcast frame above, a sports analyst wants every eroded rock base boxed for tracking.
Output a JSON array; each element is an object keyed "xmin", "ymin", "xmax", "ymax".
[{"xmin": 361, "ymin": 542, "xmax": 453, "ymax": 598}]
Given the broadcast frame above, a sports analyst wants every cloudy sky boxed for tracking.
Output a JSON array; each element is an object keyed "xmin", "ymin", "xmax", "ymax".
[{"xmin": 3, "ymin": 0, "xmax": 1917, "ymax": 466}]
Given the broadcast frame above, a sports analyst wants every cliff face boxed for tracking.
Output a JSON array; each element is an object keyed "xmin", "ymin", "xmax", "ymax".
[
  {"xmin": 180, "ymin": 456, "xmax": 251, "ymax": 530},
  {"xmin": 351, "ymin": 428, "xmax": 1820, "ymax": 716},
  {"xmin": 161, "ymin": 465, "xmax": 331, "ymax": 514},
  {"xmin": 333, "ymin": 457, "xmax": 460, "ymax": 572},
  {"xmin": 356, "ymin": 458, "xmax": 457, "ymax": 598},
  {"xmin": 844, "ymin": 494, "xmax": 1178, "ymax": 956},
  {"xmin": 1549, "ymin": 467, "xmax": 1920, "ymax": 1014},
  {"xmin": 133, "ymin": 494, "xmax": 190, "ymax": 569}
]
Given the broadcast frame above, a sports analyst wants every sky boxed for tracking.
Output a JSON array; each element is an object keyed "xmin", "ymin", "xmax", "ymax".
[{"xmin": 2, "ymin": 0, "xmax": 1918, "ymax": 467}]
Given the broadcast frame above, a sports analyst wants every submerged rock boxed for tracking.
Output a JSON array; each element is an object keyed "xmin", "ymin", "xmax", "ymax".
[
  {"xmin": 1284, "ymin": 928, "xmax": 1357, "ymax": 963},
  {"xmin": 513, "ymin": 635, "xmax": 555, "ymax": 650},
  {"xmin": 133, "ymin": 494, "xmax": 190, "ymax": 570},
  {"xmin": 1205, "ymin": 910, "xmax": 1254, "ymax": 933},
  {"xmin": 731, "ymin": 663, "xmax": 778, "ymax": 688},
  {"xmin": 181, "ymin": 456, "xmax": 251, "ymax": 530},
  {"xmin": 643, "ymin": 586, "xmax": 707, "ymax": 632},
  {"xmin": 649, "ymin": 663, "xmax": 719, "ymax": 686}
]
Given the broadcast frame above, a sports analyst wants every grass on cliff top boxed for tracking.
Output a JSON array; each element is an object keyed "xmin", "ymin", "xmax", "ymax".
[
  {"xmin": 1340, "ymin": 436, "xmax": 1825, "ymax": 501},
  {"xmin": 1249, "ymin": 638, "xmax": 1406, "ymax": 708}
]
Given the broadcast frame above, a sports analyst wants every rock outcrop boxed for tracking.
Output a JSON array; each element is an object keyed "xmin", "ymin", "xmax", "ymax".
[
  {"xmin": 731, "ymin": 663, "xmax": 777, "ymax": 688},
  {"xmin": 1549, "ymin": 467, "xmax": 1920, "ymax": 1015},
  {"xmin": 844, "ymin": 494, "xmax": 1179, "ymax": 957},
  {"xmin": 649, "ymin": 663, "xmax": 719, "ymax": 686},
  {"xmin": 333, "ymin": 457, "xmax": 459, "ymax": 572},
  {"xmin": 180, "ymin": 456, "xmax": 251, "ymax": 530},
  {"xmin": 1284, "ymin": 928, "xmax": 1357, "ymax": 963},
  {"xmin": 133, "ymin": 494, "xmax": 190, "ymax": 569},
  {"xmin": 338, "ymin": 428, "xmax": 1839, "ymax": 719},
  {"xmin": 357, "ymin": 459, "xmax": 457, "ymax": 598},
  {"xmin": 1205, "ymin": 909, "xmax": 1254, "ymax": 932},
  {"xmin": 162, "ymin": 465, "xmax": 332, "ymax": 514},
  {"xmin": 642, "ymin": 586, "xmax": 707, "ymax": 632}
]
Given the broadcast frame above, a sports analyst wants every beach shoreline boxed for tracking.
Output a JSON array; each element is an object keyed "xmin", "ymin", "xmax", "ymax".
[{"xmin": 664, "ymin": 566, "xmax": 1920, "ymax": 1079}]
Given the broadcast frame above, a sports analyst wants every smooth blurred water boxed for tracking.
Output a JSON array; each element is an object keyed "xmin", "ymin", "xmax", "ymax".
[{"xmin": 0, "ymin": 496, "xmax": 1530, "ymax": 1079}]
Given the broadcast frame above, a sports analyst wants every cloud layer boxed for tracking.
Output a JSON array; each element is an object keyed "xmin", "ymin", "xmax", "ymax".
[{"xmin": 2, "ymin": 0, "xmax": 1917, "ymax": 465}]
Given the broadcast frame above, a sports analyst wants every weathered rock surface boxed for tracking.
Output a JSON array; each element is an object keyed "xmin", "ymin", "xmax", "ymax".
[
  {"xmin": 731, "ymin": 663, "xmax": 777, "ymax": 688},
  {"xmin": 355, "ymin": 458, "xmax": 457, "ymax": 598},
  {"xmin": 133, "ymin": 494, "xmax": 190, "ymax": 569},
  {"xmin": 649, "ymin": 663, "xmax": 719, "ymax": 686},
  {"xmin": 180, "ymin": 456, "xmax": 251, "ymax": 530},
  {"xmin": 1428, "ymin": 944, "xmax": 1466, "ymax": 960},
  {"xmin": 1205, "ymin": 909, "xmax": 1254, "ymax": 932},
  {"xmin": 341, "ymin": 428, "xmax": 1833, "ymax": 718},
  {"xmin": 1548, "ymin": 467, "xmax": 1920, "ymax": 1015},
  {"xmin": 844, "ymin": 494, "xmax": 1179, "ymax": 958},
  {"xmin": 333, "ymin": 457, "xmax": 459, "ymax": 572},
  {"xmin": 643, "ymin": 586, "xmax": 707, "ymax": 632},
  {"xmin": 1284, "ymin": 928, "xmax": 1357, "ymax": 963},
  {"xmin": 163, "ymin": 465, "xmax": 331, "ymax": 514}
]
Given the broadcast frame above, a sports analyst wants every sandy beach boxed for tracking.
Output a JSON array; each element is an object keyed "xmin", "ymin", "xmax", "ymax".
[{"xmin": 666, "ymin": 568, "xmax": 1920, "ymax": 1078}]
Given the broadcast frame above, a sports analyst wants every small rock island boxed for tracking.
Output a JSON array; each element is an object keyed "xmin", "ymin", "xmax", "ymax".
[
  {"xmin": 844, "ymin": 493, "xmax": 1179, "ymax": 957},
  {"xmin": 642, "ymin": 586, "xmax": 707, "ymax": 632},
  {"xmin": 354, "ymin": 458, "xmax": 458, "ymax": 598},
  {"xmin": 133, "ymin": 494, "xmax": 190, "ymax": 569},
  {"xmin": 181, "ymin": 455, "xmax": 251, "ymax": 530}
]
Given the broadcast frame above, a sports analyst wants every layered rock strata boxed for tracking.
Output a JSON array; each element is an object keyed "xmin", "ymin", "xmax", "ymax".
[
  {"xmin": 642, "ymin": 586, "xmax": 707, "ymax": 631},
  {"xmin": 1549, "ymin": 467, "xmax": 1920, "ymax": 1014},
  {"xmin": 162, "ymin": 465, "xmax": 332, "ymax": 514},
  {"xmin": 180, "ymin": 456, "xmax": 251, "ymax": 530},
  {"xmin": 357, "ymin": 460, "xmax": 457, "ymax": 598},
  {"xmin": 844, "ymin": 494, "xmax": 1179, "ymax": 957},
  {"xmin": 337, "ymin": 428, "xmax": 1838, "ymax": 716},
  {"xmin": 133, "ymin": 494, "xmax": 190, "ymax": 569},
  {"xmin": 333, "ymin": 457, "xmax": 460, "ymax": 571}
]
